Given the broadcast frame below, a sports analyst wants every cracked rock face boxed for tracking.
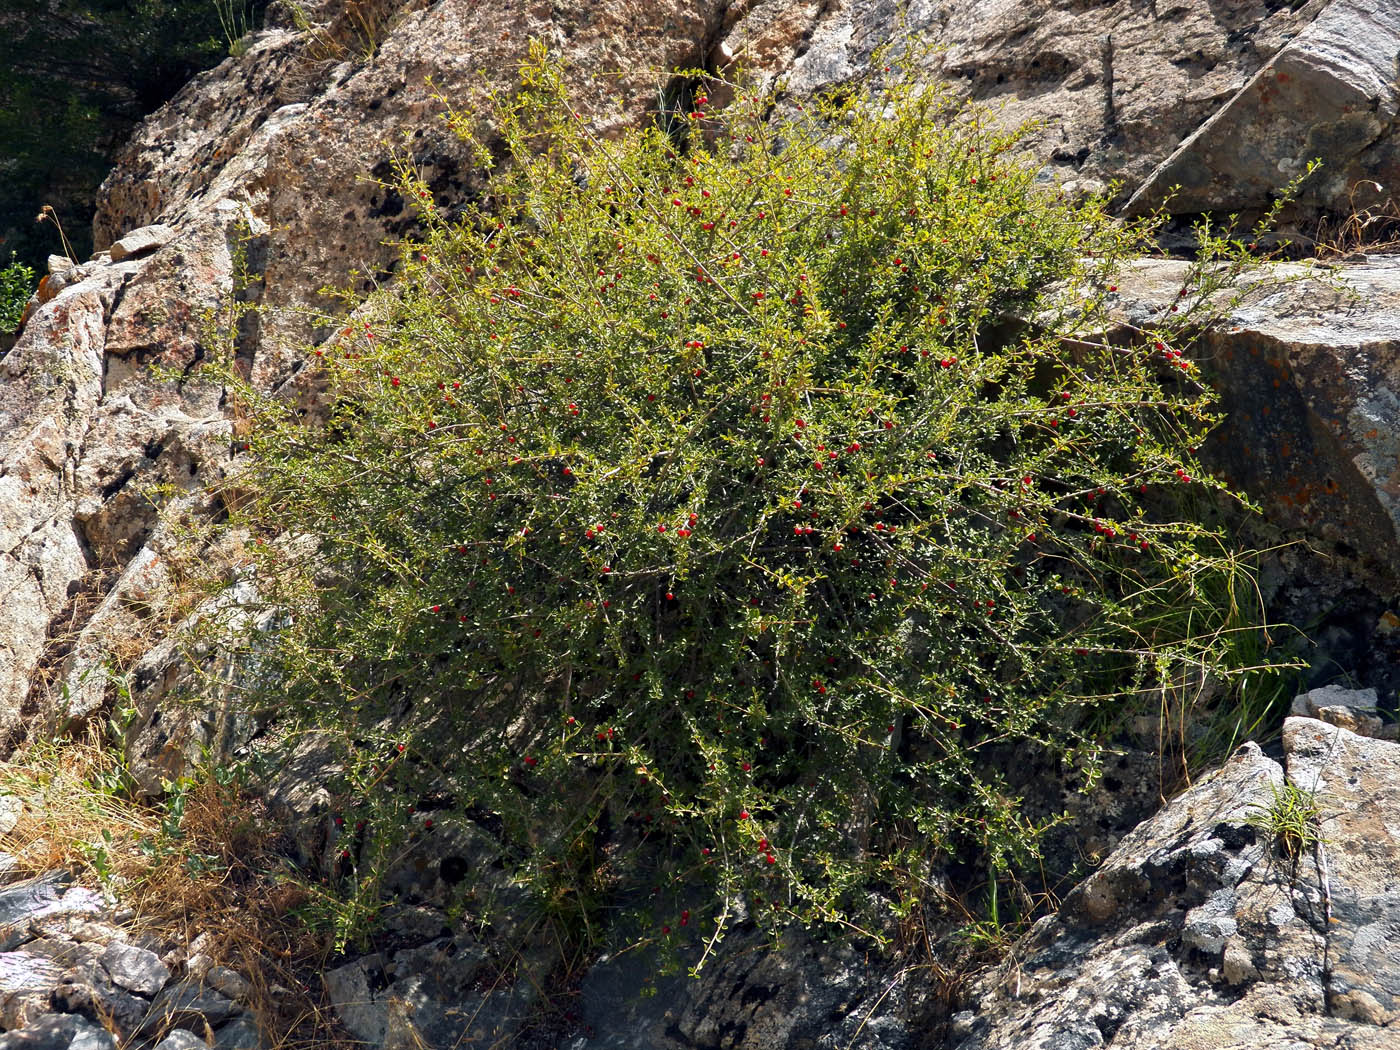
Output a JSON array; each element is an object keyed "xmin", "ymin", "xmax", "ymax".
[
  {"xmin": 0, "ymin": 207, "xmax": 254, "ymax": 750},
  {"xmin": 1125, "ymin": 0, "xmax": 1400, "ymax": 218},
  {"xmin": 951, "ymin": 718, "xmax": 1400, "ymax": 1050},
  {"xmin": 720, "ymin": 0, "xmax": 1340, "ymax": 217}
]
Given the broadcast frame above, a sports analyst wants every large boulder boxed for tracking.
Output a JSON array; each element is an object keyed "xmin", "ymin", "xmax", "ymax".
[
  {"xmin": 1126, "ymin": 0, "xmax": 1400, "ymax": 219},
  {"xmin": 1110, "ymin": 256, "xmax": 1400, "ymax": 590},
  {"xmin": 950, "ymin": 718, "xmax": 1400, "ymax": 1049}
]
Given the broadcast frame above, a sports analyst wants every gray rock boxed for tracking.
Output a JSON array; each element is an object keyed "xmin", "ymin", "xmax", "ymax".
[
  {"xmin": 563, "ymin": 923, "xmax": 913, "ymax": 1050},
  {"xmin": 101, "ymin": 941, "xmax": 171, "ymax": 996},
  {"xmin": 210, "ymin": 1018, "xmax": 263, "ymax": 1050},
  {"xmin": 1283, "ymin": 717, "xmax": 1400, "ymax": 1026},
  {"xmin": 0, "ymin": 872, "xmax": 69, "ymax": 928},
  {"xmin": 142, "ymin": 981, "xmax": 241, "ymax": 1036},
  {"xmin": 0, "ymin": 1013, "xmax": 116, "ymax": 1050},
  {"xmin": 1181, "ymin": 893, "xmax": 1240, "ymax": 956},
  {"xmin": 65, "ymin": 1021, "xmax": 117, "ymax": 1050},
  {"xmin": 1291, "ymin": 685, "xmax": 1393, "ymax": 740},
  {"xmin": 724, "ymin": 0, "xmax": 1325, "ymax": 219},
  {"xmin": 22, "ymin": 937, "xmax": 104, "ymax": 979},
  {"xmin": 0, "ymin": 261, "xmax": 127, "ymax": 741},
  {"xmin": 153, "ymin": 1030, "xmax": 210, "ymax": 1050},
  {"xmin": 327, "ymin": 939, "xmax": 540, "ymax": 1050},
  {"xmin": 51, "ymin": 965, "xmax": 150, "ymax": 1038},
  {"xmin": 0, "ymin": 951, "xmax": 66, "ymax": 1028},
  {"xmin": 1106, "ymin": 256, "xmax": 1400, "ymax": 587},
  {"xmin": 203, "ymin": 966, "xmax": 250, "ymax": 1003},
  {"xmin": 382, "ymin": 906, "xmax": 450, "ymax": 944},
  {"xmin": 26, "ymin": 918, "xmax": 122, "ymax": 946},
  {"xmin": 107, "ymin": 224, "xmax": 175, "ymax": 263},
  {"xmin": 322, "ymin": 961, "xmax": 386, "ymax": 1046},
  {"xmin": 0, "ymin": 795, "xmax": 20, "ymax": 836}
]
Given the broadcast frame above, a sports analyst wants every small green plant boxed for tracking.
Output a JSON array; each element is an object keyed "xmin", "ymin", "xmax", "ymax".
[
  {"xmin": 1250, "ymin": 781, "xmax": 1321, "ymax": 860},
  {"xmin": 0, "ymin": 253, "xmax": 35, "ymax": 333},
  {"xmin": 215, "ymin": 43, "xmax": 1284, "ymax": 958}
]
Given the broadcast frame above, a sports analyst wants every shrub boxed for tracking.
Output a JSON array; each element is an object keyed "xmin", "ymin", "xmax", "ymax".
[
  {"xmin": 224, "ymin": 45, "xmax": 1257, "ymax": 956},
  {"xmin": 0, "ymin": 254, "xmax": 34, "ymax": 333}
]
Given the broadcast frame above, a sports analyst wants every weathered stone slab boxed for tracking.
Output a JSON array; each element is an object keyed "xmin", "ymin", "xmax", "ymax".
[
  {"xmin": 1284, "ymin": 717, "xmax": 1400, "ymax": 1026},
  {"xmin": 1108, "ymin": 256, "xmax": 1400, "ymax": 586},
  {"xmin": 107, "ymin": 224, "xmax": 175, "ymax": 263},
  {"xmin": 1125, "ymin": 0, "xmax": 1400, "ymax": 216}
]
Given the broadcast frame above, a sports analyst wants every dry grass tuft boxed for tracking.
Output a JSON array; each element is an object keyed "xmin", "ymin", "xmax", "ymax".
[
  {"xmin": 1304, "ymin": 180, "xmax": 1400, "ymax": 259},
  {"xmin": 0, "ymin": 732, "xmax": 355, "ymax": 1048}
]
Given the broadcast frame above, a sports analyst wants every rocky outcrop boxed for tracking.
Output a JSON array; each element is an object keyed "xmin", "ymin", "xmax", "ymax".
[
  {"xmin": 95, "ymin": 0, "xmax": 735, "ymax": 356},
  {"xmin": 2, "ymin": 0, "xmax": 737, "ymax": 748},
  {"xmin": 4, "ymin": 2, "xmax": 1400, "ymax": 1047},
  {"xmin": 722, "ymin": 0, "xmax": 1396, "ymax": 222},
  {"xmin": 0, "ymin": 209, "xmax": 253, "ymax": 748},
  {"xmin": 951, "ymin": 716, "xmax": 1400, "ymax": 1049}
]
